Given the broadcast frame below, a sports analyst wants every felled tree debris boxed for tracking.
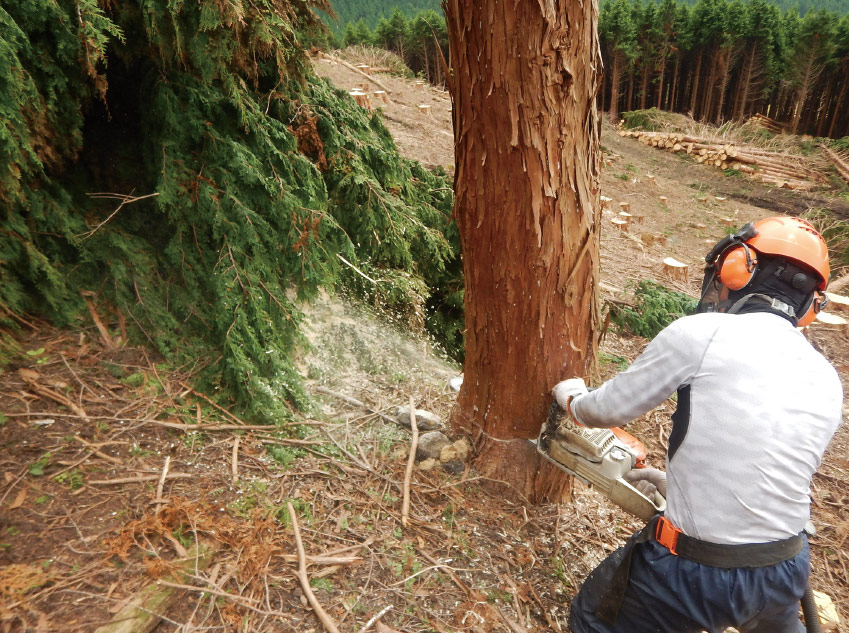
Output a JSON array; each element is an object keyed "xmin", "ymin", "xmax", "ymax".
[{"xmin": 618, "ymin": 129, "xmax": 826, "ymax": 190}]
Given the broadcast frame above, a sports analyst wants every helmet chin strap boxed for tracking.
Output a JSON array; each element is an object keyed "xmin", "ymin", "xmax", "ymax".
[{"xmin": 725, "ymin": 293, "xmax": 798, "ymax": 321}]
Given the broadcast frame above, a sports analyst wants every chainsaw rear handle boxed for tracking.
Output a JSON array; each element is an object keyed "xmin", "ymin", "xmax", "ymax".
[{"xmin": 553, "ymin": 399, "xmax": 648, "ymax": 468}]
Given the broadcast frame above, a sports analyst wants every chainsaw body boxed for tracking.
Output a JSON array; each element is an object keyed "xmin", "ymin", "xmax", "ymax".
[{"xmin": 536, "ymin": 405, "xmax": 666, "ymax": 522}]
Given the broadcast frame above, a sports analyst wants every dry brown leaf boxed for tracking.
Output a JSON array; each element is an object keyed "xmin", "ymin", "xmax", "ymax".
[
  {"xmin": 17, "ymin": 368, "xmax": 40, "ymax": 383},
  {"xmin": 8, "ymin": 488, "xmax": 26, "ymax": 510},
  {"xmin": 376, "ymin": 623, "xmax": 403, "ymax": 633}
]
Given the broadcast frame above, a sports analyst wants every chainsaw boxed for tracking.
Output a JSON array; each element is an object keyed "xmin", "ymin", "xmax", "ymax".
[{"xmin": 533, "ymin": 403, "xmax": 666, "ymax": 522}]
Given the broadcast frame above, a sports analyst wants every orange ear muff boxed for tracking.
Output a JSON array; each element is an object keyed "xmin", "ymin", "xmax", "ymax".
[
  {"xmin": 797, "ymin": 291, "xmax": 827, "ymax": 328},
  {"xmin": 718, "ymin": 245, "xmax": 758, "ymax": 290}
]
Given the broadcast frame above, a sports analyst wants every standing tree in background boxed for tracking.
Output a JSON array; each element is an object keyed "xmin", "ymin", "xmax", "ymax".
[
  {"xmin": 601, "ymin": 0, "xmax": 638, "ymax": 123},
  {"xmin": 444, "ymin": 1, "xmax": 603, "ymax": 502},
  {"xmin": 786, "ymin": 10, "xmax": 837, "ymax": 134}
]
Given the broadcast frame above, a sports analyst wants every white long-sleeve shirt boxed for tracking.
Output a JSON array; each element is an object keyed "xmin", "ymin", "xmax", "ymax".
[{"xmin": 570, "ymin": 311, "xmax": 843, "ymax": 544}]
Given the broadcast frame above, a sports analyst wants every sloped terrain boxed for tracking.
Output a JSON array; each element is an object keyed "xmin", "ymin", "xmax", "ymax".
[{"xmin": 1, "ymin": 60, "xmax": 848, "ymax": 633}]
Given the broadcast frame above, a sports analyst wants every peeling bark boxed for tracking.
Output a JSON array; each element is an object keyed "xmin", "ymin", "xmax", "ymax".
[{"xmin": 444, "ymin": 0, "xmax": 602, "ymax": 503}]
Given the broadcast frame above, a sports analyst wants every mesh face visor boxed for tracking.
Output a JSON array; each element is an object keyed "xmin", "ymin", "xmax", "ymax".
[{"xmin": 697, "ymin": 265, "xmax": 725, "ymax": 314}]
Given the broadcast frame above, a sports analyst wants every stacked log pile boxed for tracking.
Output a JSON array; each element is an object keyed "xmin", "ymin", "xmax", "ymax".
[
  {"xmin": 821, "ymin": 145, "xmax": 849, "ymax": 185},
  {"xmin": 618, "ymin": 129, "xmax": 826, "ymax": 191},
  {"xmin": 747, "ymin": 113, "xmax": 786, "ymax": 134}
]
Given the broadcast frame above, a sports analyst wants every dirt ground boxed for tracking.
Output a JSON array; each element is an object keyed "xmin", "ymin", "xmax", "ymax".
[{"xmin": 1, "ymin": 58, "xmax": 848, "ymax": 633}]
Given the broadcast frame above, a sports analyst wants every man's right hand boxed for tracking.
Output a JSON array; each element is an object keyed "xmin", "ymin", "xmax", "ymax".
[{"xmin": 625, "ymin": 467, "xmax": 667, "ymax": 498}]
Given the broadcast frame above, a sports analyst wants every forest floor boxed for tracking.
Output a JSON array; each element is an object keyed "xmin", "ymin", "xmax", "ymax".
[{"xmin": 1, "ymin": 56, "xmax": 849, "ymax": 633}]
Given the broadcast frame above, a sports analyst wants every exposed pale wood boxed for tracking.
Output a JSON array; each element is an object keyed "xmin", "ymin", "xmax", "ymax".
[
  {"xmin": 662, "ymin": 257, "xmax": 689, "ymax": 282},
  {"xmin": 822, "ymin": 145, "xmax": 849, "ymax": 183},
  {"xmin": 350, "ymin": 92, "xmax": 371, "ymax": 109},
  {"xmin": 401, "ymin": 396, "xmax": 418, "ymax": 528}
]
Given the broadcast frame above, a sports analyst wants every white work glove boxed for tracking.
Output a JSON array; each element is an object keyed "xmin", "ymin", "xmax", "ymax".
[
  {"xmin": 552, "ymin": 378, "xmax": 588, "ymax": 411},
  {"xmin": 625, "ymin": 467, "xmax": 667, "ymax": 498}
]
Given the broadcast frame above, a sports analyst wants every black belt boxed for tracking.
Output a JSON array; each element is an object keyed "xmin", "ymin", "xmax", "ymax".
[
  {"xmin": 595, "ymin": 515, "xmax": 805, "ymax": 625},
  {"xmin": 651, "ymin": 515, "xmax": 804, "ymax": 567}
]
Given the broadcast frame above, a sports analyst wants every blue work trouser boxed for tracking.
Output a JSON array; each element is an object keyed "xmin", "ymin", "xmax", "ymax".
[{"xmin": 569, "ymin": 533, "xmax": 810, "ymax": 633}]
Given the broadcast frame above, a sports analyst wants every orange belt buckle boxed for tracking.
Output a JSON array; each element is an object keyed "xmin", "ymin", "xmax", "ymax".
[{"xmin": 655, "ymin": 516, "xmax": 681, "ymax": 556}]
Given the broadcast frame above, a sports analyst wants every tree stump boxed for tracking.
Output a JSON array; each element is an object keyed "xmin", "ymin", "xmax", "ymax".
[
  {"xmin": 659, "ymin": 195, "xmax": 668, "ymax": 206},
  {"xmin": 600, "ymin": 195, "xmax": 612, "ymax": 210},
  {"xmin": 350, "ymin": 91, "xmax": 371, "ymax": 109},
  {"xmin": 662, "ymin": 257, "xmax": 688, "ymax": 282},
  {"xmin": 355, "ymin": 64, "xmax": 372, "ymax": 75},
  {"xmin": 417, "ymin": 104, "xmax": 432, "ymax": 115},
  {"xmin": 373, "ymin": 90, "xmax": 388, "ymax": 104},
  {"xmin": 720, "ymin": 217, "xmax": 736, "ymax": 227},
  {"xmin": 641, "ymin": 233, "xmax": 667, "ymax": 247},
  {"xmin": 619, "ymin": 201, "xmax": 631, "ymax": 214},
  {"xmin": 618, "ymin": 211, "xmax": 633, "ymax": 224},
  {"xmin": 611, "ymin": 218, "xmax": 629, "ymax": 232}
]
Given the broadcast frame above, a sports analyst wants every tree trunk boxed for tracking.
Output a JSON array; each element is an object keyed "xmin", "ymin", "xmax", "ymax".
[
  {"xmin": 816, "ymin": 82, "xmax": 832, "ymax": 137},
  {"xmin": 689, "ymin": 49, "xmax": 703, "ymax": 116},
  {"xmin": 640, "ymin": 62, "xmax": 650, "ymax": 110},
  {"xmin": 702, "ymin": 44, "xmax": 719, "ymax": 122},
  {"xmin": 444, "ymin": 0, "xmax": 602, "ymax": 503},
  {"xmin": 828, "ymin": 73, "xmax": 847, "ymax": 138},
  {"xmin": 626, "ymin": 68, "xmax": 635, "ymax": 112},
  {"xmin": 609, "ymin": 50, "xmax": 623, "ymax": 123},
  {"xmin": 670, "ymin": 53, "xmax": 680, "ymax": 112},
  {"xmin": 733, "ymin": 44, "xmax": 755, "ymax": 121},
  {"xmin": 656, "ymin": 54, "xmax": 666, "ymax": 110},
  {"xmin": 792, "ymin": 48, "xmax": 817, "ymax": 135}
]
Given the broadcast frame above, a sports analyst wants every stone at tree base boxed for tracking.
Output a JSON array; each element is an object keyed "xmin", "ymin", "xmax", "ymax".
[
  {"xmin": 417, "ymin": 458, "xmax": 438, "ymax": 471},
  {"xmin": 442, "ymin": 460, "xmax": 465, "ymax": 475},
  {"xmin": 396, "ymin": 406, "xmax": 443, "ymax": 431},
  {"xmin": 416, "ymin": 431, "xmax": 450, "ymax": 461}
]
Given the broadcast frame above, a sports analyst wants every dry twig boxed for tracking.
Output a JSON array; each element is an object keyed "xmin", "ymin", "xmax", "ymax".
[
  {"xmin": 287, "ymin": 502, "xmax": 342, "ymax": 633},
  {"xmin": 401, "ymin": 396, "xmax": 418, "ymax": 528}
]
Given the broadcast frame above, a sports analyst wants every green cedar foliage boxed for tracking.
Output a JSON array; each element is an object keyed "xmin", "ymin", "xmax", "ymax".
[
  {"xmin": 609, "ymin": 281, "xmax": 698, "ymax": 339},
  {"xmin": 0, "ymin": 0, "xmax": 460, "ymax": 422}
]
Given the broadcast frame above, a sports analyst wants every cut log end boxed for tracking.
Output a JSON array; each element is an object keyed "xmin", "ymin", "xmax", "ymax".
[{"xmin": 662, "ymin": 257, "xmax": 689, "ymax": 282}]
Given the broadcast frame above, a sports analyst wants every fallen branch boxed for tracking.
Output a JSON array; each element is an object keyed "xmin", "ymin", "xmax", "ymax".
[
  {"xmin": 154, "ymin": 456, "xmax": 171, "ymax": 503},
  {"xmin": 18, "ymin": 368, "xmax": 88, "ymax": 419},
  {"xmin": 358, "ymin": 605, "xmax": 392, "ymax": 633},
  {"xmin": 401, "ymin": 395, "xmax": 418, "ymax": 528},
  {"xmin": 287, "ymin": 502, "xmax": 342, "ymax": 633},
  {"xmin": 318, "ymin": 52, "xmax": 392, "ymax": 94},
  {"xmin": 80, "ymin": 292, "xmax": 117, "ymax": 350},
  {"xmin": 73, "ymin": 436, "xmax": 123, "ymax": 465},
  {"xmin": 179, "ymin": 383, "xmax": 248, "ymax": 426},
  {"xmin": 313, "ymin": 386, "xmax": 397, "ymax": 426},
  {"xmin": 89, "ymin": 473, "xmax": 193, "ymax": 485},
  {"xmin": 231, "ymin": 436, "xmax": 240, "ymax": 484}
]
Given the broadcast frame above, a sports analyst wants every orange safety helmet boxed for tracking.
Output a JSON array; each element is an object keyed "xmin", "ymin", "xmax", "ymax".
[{"xmin": 703, "ymin": 217, "xmax": 830, "ymax": 327}]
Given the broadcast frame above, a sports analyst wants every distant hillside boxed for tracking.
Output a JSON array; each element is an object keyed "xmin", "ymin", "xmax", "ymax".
[{"xmin": 324, "ymin": 0, "xmax": 442, "ymax": 32}]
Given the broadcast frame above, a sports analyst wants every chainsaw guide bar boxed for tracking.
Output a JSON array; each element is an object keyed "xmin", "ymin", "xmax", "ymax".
[{"xmin": 535, "ymin": 404, "xmax": 666, "ymax": 522}]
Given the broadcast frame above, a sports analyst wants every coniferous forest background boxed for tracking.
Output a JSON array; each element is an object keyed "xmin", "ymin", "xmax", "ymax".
[{"xmin": 332, "ymin": 0, "xmax": 849, "ymax": 139}]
